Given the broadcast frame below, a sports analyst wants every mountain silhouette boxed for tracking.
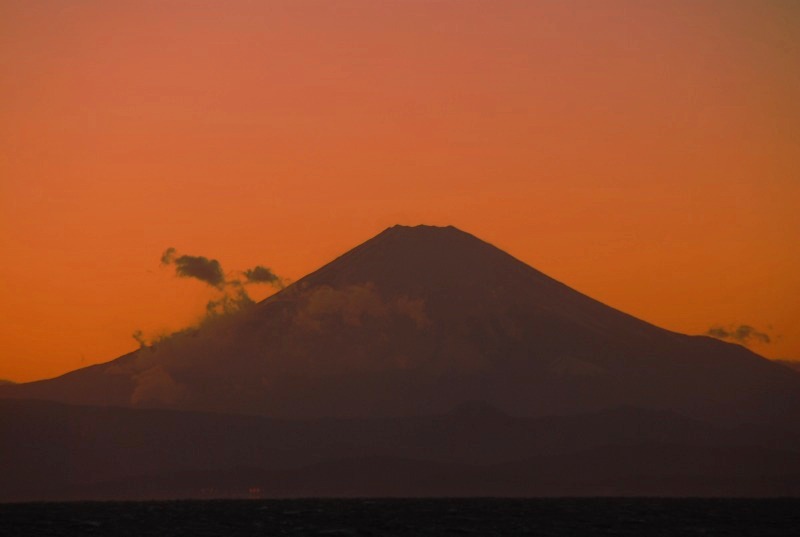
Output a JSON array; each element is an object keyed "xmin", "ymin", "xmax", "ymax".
[
  {"xmin": 2, "ymin": 225, "xmax": 799, "ymax": 425},
  {"xmin": 3, "ymin": 224, "xmax": 800, "ymax": 500}
]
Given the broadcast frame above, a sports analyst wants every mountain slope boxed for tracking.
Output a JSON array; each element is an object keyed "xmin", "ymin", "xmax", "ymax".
[{"xmin": 2, "ymin": 225, "xmax": 798, "ymax": 424}]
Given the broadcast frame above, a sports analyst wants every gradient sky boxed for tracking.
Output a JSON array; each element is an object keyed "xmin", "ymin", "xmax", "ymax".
[{"xmin": 1, "ymin": 1, "xmax": 798, "ymax": 382}]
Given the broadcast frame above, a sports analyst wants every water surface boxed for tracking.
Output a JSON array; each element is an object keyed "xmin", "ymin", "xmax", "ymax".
[{"xmin": 2, "ymin": 498, "xmax": 798, "ymax": 536}]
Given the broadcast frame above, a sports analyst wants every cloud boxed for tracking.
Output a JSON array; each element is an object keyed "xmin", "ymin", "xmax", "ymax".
[
  {"xmin": 161, "ymin": 249, "xmax": 286, "ymax": 293},
  {"xmin": 174, "ymin": 255, "xmax": 225, "ymax": 288},
  {"xmin": 132, "ymin": 330, "xmax": 147, "ymax": 348},
  {"xmin": 160, "ymin": 247, "xmax": 177, "ymax": 265},
  {"xmin": 293, "ymin": 283, "xmax": 429, "ymax": 331},
  {"xmin": 243, "ymin": 265, "xmax": 283, "ymax": 287},
  {"xmin": 205, "ymin": 284, "xmax": 254, "ymax": 317},
  {"xmin": 707, "ymin": 324, "xmax": 771, "ymax": 344},
  {"xmin": 155, "ymin": 247, "xmax": 286, "ymax": 334},
  {"xmin": 160, "ymin": 247, "xmax": 225, "ymax": 288}
]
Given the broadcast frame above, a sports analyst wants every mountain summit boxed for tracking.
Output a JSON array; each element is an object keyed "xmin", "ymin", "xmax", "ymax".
[{"xmin": 3, "ymin": 225, "xmax": 798, "ymax": 424}]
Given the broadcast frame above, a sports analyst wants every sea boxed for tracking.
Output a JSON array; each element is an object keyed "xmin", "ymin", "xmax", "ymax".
[{"xmin": 1, "ymin": 498, "xmax": 798, "ymax": 536}]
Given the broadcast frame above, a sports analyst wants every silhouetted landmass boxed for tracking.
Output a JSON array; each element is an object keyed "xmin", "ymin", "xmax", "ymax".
[
  {"xmin": 2, "ymin": 225, "xmax": 800, "ymax": 500},
  {"xmin": 2, "ymin": 399, "xmax": 800, "ymax": 501},
  {"xmin": 777, "ymin": 360, "xmax": 800, "ymax": 374},
  {"xmin": 79, "ymin": 448, "xmax": 800, "ymax": 500},
  {"xmin": 2, "ymin": 225, "xmax": 798, "ymax": 427}
]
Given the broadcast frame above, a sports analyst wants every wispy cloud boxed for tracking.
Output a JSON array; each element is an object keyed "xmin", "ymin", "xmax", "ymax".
[
  {"xmin": 706, "ymin": 324, "xmax": 771, "ymax": 344},
  {"xmin": 136, "ymin": 248, "xmax": 288, "ymax": 345}
]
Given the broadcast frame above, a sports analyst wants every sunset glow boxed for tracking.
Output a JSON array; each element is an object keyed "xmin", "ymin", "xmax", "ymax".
[{"xmin": 1, "ymin": 0, "xmax": 798, "ymax": 382}]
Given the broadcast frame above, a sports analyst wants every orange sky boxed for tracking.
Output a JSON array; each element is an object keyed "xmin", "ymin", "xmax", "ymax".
[{"xmin": 1, "ymin": 1, "xmax": 798, "ymax": 382}]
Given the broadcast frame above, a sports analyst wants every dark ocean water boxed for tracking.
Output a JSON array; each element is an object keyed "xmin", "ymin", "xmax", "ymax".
[{"xmin": 1, "ymin": 498, "xmax": 798, "ymax": 536}]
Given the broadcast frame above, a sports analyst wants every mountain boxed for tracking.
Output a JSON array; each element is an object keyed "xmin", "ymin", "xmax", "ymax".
[
  {"xmin": 778, "ymin": 360, "xmax": 800, "ymax": 374},
  {"xmin": 2, "ymin": 224, "xmax": 799, "ymax": 425},
  {"xmin": 3, "ymin": 224, "xmax": 800, "ymax": 501}
]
